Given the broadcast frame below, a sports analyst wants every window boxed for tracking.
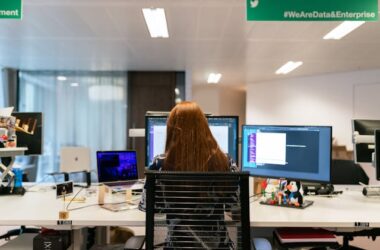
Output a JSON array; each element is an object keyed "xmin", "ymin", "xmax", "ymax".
[{"xmin": 18, "ymin": 71, "xmax": 128, "ymax": 181}]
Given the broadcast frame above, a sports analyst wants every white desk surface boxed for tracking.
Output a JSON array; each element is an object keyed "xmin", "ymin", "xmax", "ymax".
[
  {"xmin": 1, "ymin": 185, "xmax": 380, "ymax": 229},
  {"xmin": 251, "ymin": 185, "xmax": 380, "ymax": 228},
  {"xmin": 0, "ymin": 185, "xmax": 145, "ymax": 228}
]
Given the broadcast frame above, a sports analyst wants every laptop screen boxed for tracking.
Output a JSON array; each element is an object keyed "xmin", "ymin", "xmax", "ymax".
[{"xmin": 96, "ymin": 151, "xmax": 138, "ymax": 183}]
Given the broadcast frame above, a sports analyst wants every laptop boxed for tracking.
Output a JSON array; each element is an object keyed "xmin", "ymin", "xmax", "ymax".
[
  {"xmin": 60, "ymin": 147, "xmax": 91, "ymax": 172},
  {"xmin": 96, "ymin": 150, "xmax": 142, "ymax": 189}
]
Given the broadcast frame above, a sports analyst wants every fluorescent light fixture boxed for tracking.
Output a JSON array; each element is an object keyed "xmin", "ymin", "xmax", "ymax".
[
  {"xmin": 142, "ymin": 8, "xmax": 169, "ymax": 38},
  {"xmin": 207, "ymin": 73, "xmax": 222, "ymax": 84},
  {"xmin": 70, "ymin": 83, "xmax": 79, "ymax": 87},
  {"xmin": 57, "ymin": 76, "xmax": 67, "ymax": 81},
  {"xmin": 323, "ymin": 21, "xmax": 365, "ymax": 40},
  {"xmin": 275, "ymin": 61, "xmax": 303, "ymax": 75}
]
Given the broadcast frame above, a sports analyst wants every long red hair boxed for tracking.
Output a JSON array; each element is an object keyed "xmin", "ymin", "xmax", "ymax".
[{"xmin": 164, "ymin": 101, "xmax": 229, "ymax": 172}]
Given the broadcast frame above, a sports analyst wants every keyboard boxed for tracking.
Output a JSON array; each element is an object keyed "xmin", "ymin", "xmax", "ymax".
[{"xmin": 104, "ymin": 180, "xmax": 139, "ymax": 187}]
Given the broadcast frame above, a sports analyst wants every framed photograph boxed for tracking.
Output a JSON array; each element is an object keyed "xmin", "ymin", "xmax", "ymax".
[{"xmin": 56, "ymin": 181, "xmax": 73, "ymax": 198}]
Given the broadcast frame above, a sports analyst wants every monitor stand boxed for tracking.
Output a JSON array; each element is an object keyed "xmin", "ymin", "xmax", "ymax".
[
  {"xmin": 259, "ymin": 180, "xmax": 314, "ymax": 209},
  {"xmin": 303, "ymin": 182, "xmax": 335, "ymax": 196}
]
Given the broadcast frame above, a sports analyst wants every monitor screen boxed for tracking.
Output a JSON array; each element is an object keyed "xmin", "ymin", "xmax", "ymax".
[
  {"xmin": 12, "ymin": 112, "xmax": 43, "ymax": 155},
  {"xmin": 241, "ymin": 125, "xmax": 332, "ymax": 183},
  {"xmin": 352, "ymin": 119, "xmax": 380, "ymax": 163},
  {"xmin": 375, "ymin": 130, "xmax": 380, "ymax": 181},
  {"xmin": 96, "ymin": 151, "xmax": 138, "ymax": 183},
  {"xmin": 145, "ymin": 115, "xmax": 239, "ymax": 166}
]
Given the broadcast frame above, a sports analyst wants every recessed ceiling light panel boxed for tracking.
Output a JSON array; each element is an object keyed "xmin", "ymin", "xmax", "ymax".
[
  {"xmin": 207, "ymin": 73, "xmax": 222, "ymax": 84},
  {"xmin": 142, "ymin": 8, "xmax": 169, "ymax": 38},
  {"xmin": 275, "ymin": 61, "xmax": 303, "ymax": 75},
  {"xmin": 323, "ymin": 21, "xmax": 365, "ymax": 40},
  {"xmin": 57, "ymin": 76, "xmax": 67, "ymax": 81}
]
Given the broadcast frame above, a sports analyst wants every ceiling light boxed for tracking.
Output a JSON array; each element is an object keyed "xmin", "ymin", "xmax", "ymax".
[
  {"xmin": 142, "ymin": 8, "xmax": 169, "ymax": 38},
  {"xmin": 275, "ymin": 61, "xmax": 303, "ymax": 75},
  {"xmin": 57, "ymin": 76, "xmax": 67, "ymax": 81},
  {"xmin": 207, "ymin": 73, "xmax": 222, "ymax": 84},
  {"xmin": 323, "ymin": 21, "xmax": 365, "ymax": 40},
  {"xmin": 70, "ymin": 83, "xmax": 79, "ymax": 87}
]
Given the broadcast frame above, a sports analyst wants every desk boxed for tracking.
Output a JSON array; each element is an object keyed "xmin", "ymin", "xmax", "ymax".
[
  {"xmin": 251, "ymin": 185, "xmax": 380, "ymax": 228},
  {"xmin": 1, "ymin": 185, "xmax": 380, "ymax": 229},
  {"xmin": 0, "ymin": 185, "xmax": 145, "ymax": 228},
  {"xmin": 1, "ymin": 185, "xmax": 380, "ymax": 249}
]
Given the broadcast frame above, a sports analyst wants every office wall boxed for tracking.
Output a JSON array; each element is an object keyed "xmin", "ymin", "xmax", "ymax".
[
  {"xmin": 247, "ymin": 69, "xmax": 380, "ymax": 149},
  {"xmin": 246, "ymin": 69, "xmax": 380, "ymax": 184},
  {"xmin": 192, "ymin": 85, "xmax": 246, "ymax": 127}
]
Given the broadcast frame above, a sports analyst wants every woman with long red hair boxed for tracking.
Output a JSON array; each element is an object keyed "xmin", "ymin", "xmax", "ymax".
[
  {"xmin": 139, "ymin": 101, "xmax": 238, "ymax": 249},
  {"xmin": 154, "ymin": 101, "xmax": 237, "ymax": 172}
]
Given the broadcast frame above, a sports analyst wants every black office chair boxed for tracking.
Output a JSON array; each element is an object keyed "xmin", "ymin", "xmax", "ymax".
[
  {"xmin": 331, "ymin": 159, "xmax": 370, "ymax": 250},
  {"xmin": 123, "ymin": 171, "xmax": 271, "ymax": 250}
]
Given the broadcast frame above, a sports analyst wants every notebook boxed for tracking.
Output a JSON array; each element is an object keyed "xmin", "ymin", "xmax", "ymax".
[
  {"xmin": 275, "ymin": 228, "xmax": 337, "ymax": 243},
  {"xmin": 96, "ymin": 150, "xmax": 141, "ymax": 189}
]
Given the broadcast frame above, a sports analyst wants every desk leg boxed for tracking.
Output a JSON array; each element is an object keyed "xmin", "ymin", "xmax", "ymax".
[
  {"xmin": 0, "ymin": 156, "xmax": 15, "ymax": 186},
  {"xmin": 94, "ymin": 226, "xmax": 109, "ymax": 245},
  {"xmin": 70, "ymin": 228, "xmax": 87, "ymax": 250}
]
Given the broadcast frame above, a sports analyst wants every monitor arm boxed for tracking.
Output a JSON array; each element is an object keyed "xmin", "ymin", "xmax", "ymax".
[{"xmin": 353, "ymin": 131, "xmax": 374, "ymax": 144}]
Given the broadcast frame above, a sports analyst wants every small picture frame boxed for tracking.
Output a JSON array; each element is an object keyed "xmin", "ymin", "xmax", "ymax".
[{"xmin": 56, "ymin": 181, "xmax": 73, "ymax": 198}]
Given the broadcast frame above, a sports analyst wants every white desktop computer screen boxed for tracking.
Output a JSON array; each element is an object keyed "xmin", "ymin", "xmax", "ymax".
[
  {"xmin": 241, "ymin": 125, "xmax": 332, "ymax": 183},
  {"xmin": 145, "ymin": 116, "xmax": 238, "ymax": 166}
]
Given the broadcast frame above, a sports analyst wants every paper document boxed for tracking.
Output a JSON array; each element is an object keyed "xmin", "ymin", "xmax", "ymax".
[{"xmin": 0, "ymin": 107, "xmax": 14, "ymax": 117}]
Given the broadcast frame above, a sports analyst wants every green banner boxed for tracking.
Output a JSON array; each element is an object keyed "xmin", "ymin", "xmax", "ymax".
[
  {"xmin": 0, "ymin": 0, "xmax": 22, "ymax": 19},
  {"xmin": 247, "ymin": 0, "xmax": 378, "ymax": 21}
]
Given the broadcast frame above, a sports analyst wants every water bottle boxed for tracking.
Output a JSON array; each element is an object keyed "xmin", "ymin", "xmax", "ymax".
[{"xmin": 13, "ymin": 168, "xmax": 23, "ymax": 188}]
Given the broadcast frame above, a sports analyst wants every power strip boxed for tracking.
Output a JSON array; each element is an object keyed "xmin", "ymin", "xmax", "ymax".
[{"xmin": 362, "ymin": 186, "xmax": 380, "ymax": 196}]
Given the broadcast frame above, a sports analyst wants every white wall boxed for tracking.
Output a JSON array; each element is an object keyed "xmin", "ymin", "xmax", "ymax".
[
  {"xmin": 247, "ymin": 69, "xmax": 380, "ymax": 149},
  {"xmin": 246, "ymin": 69, "xmax": 380, "ymax": 184},
  {"xmin": 192, "ymin": 85, "xmax": 221, "ymax": 115},
  {"xmin": 192, "ymin": 85, "xmax": 246, "ymax": 126}
]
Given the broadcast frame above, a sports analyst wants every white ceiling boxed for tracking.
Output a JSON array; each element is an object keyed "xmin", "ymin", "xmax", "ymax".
[{"xmin": 1, "ymin": 0, "xmax": 380, "ymax": 88}]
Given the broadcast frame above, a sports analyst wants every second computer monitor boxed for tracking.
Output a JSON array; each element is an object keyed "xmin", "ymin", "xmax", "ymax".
[
  {"xmin": 375, "ymin": 130, "xmax": 380, "ymax": 181},
  {"xmin": 241, "ymin": 125, "xmax": 332, "ymax": 183},
  {"xmin": 145, "ymin": 115, "xmax": 239, "ymax": 166},
  {"xmin": 352, "ymin": 119, "xmax": 380, "ymax": 163}
]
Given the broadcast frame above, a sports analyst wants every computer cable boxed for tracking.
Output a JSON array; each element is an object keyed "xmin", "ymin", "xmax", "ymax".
[{"xmin": 66, "ymin": 186, "xmax": 85, "ymax": 211}]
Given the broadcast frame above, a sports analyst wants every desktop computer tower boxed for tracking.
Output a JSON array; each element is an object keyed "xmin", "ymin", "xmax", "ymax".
[{"xmin": 33, "ymin": 230, "xmax": 71, "ymax": 250}]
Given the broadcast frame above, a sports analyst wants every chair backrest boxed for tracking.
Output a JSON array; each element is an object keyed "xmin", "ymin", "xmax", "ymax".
[
  {"xmin": 145, "ymin": 171, "xmax": 251, "ymax": 250},
  {"xmin": 331, "ymin": 159, "xmax": 369, "ymax": 185}
]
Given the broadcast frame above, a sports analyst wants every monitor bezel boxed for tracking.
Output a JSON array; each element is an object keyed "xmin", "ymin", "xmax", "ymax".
[
  {"xmin": 241, "ymin": 124, "xmax": 332, "ymax": 183},
  {"xmin": 145, "ymin": 115, "xmax": 239, "ymax": 167},
  {"xmin": 11, "ymin": 111, "xmax": 43, "ymax": 156},
  {"xmin": 352, "ymin": 119, "xmax": 380, "ymax": 163},
  {"xmin": 375, "ymin": 130, "xmax": 380, "ymax": 181}
]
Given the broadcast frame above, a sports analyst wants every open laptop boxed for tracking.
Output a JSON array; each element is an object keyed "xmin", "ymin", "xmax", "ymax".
[
  {"xmin": 96, "ymin": 150, "xmax": 142, "ymax": 189},
  {"xmin": 60, "ymin": 147, "xmax": 91, "ymax": 172}
]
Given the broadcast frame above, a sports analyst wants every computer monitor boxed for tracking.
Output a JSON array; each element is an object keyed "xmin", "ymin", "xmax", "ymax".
[
  {"xmin": 241, "ymin": 125, "xmax": 332, "ymax": 183},
  {"xmin": 145, "ymin": 115, "xmax": 239, "ymax": 166},
  {"xmin": 375, "ymin": 130, "xmax": 380, "ymax": 181},
  {"xmin": 96, "ymin": 151, "xmax": 138, "ymax": 183},
  {"xmin": 352, "ymin": 119, "xmax": 380, "ymax": 163},
  {"xmin": 11, "ymin": 112, "xmax": 43, "ymax": 155}
]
